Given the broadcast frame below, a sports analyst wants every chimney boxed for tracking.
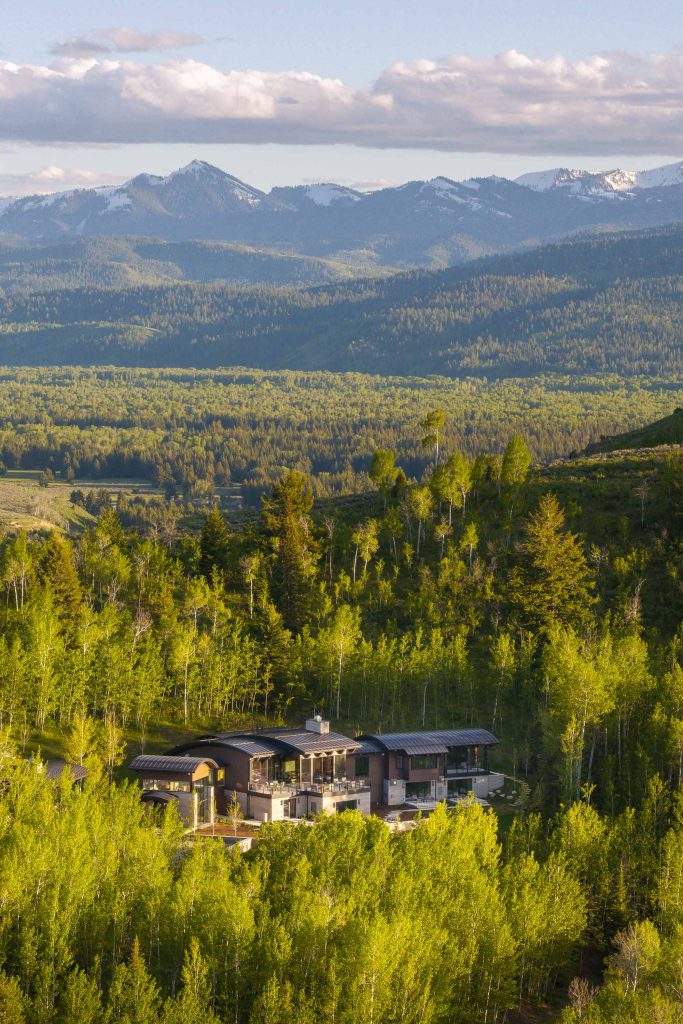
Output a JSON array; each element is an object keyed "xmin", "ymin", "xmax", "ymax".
[{"xmin": 305, "ymin": 715, "xmax": 330, "ymax": 735}]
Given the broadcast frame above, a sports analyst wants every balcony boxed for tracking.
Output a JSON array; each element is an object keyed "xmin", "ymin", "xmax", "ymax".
[
  {"xmin": 445, "ymin": 765, "xmax": 487, "ymax": 777},
  {"xmin": 304, "ymin": 779, "xmax": 371, "ymax": 795},
  {"xmin": 248, "ymin": 781, "xmax": 299, "ymax": 797}
]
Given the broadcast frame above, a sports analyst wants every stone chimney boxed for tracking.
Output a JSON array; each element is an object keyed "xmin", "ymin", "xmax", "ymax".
[{"xmin": 305, "ymin": 715, "xmax": 330, "ymax": 735}]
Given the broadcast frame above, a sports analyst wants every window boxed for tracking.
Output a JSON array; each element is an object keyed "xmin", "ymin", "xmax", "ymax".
[
  {"xmin": 146, "ymin": 778, "xmax": 191, "ymax": 793},
  {"xmin": 395, "ymin": 754, "xmax": 404, "ymax": 769},
  {"xmin": 355, "ymin": 755, "xmax": 370, "ymax": 777},
  {"xmin": 411, "ymin": 754, "xmax": 438, "ymax": 770}
]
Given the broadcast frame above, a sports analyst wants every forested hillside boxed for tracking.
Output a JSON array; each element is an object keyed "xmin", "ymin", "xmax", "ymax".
[
  {"xmin": 0, "ymin": 226, "xmax": 681, "ymax": 375},
  {"xmin": 0, "ymin": 419, "xmax": 682, "ymax": 1021},
  {"xmin": 0, "ymin": 367, "xmax": 681, "ymax": 502},
  {"xmin": 0, "ymin": 235, "xmax": 382, "ymax": 290}
]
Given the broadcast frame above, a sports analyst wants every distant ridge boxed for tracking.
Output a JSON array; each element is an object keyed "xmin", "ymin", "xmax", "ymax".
[{"xmin": 2, "ymin": 157, "xmax": 683, "ymax": 268}]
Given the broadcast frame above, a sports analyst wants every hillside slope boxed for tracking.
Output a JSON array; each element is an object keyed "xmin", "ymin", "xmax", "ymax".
[
  {"xmin": 0, "ymin": 225, "xmax": 681, "ymax": 376},
  {"xmin": 584, "ymin": 408, "xmax": 683, "ymax": 453}
]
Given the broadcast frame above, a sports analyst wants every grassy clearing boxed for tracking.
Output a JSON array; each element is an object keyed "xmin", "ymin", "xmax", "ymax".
[{"xmin": 0, "ymin": 473, "xmax": 94, "ymax": 533}]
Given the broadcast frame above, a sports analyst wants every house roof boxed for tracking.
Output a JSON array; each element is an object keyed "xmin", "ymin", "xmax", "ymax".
[
  {"xmin": 171, "ymin": 728, "xmax": 360, "ymax": 759},
  {"xmin": 130, "ymin": 754, "xmax": 219, "ymax": 774},
  {"xmin": 356, "ymin": 728, "xmax": 498, "ymax": 756},
  {"xmin": 354, "ymin": 737, "xmax": 386, "ymax": 755},
  {"xmin": 257, "ymin": 727, "xmax": 361, "ymax": 756},
  {"xmin": 44, "ymin": 759, "xmax": 88, "ymax": 783}
]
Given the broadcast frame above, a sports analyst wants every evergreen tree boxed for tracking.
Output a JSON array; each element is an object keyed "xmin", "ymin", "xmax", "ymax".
[
  {"xmin": 198, "ymin": 507, "xmax": 230, "ymax": 579},
  {"xmin": 511, "ymin": 494, "xmax": 596, "ymax": 632},
  {"xmin": 262, "ymin": 472, "xmax": 318, "ymax": 631},
  {"xmin": 105, "ymin": 939, "xmax": 160, "ymax": 1024},
  {"xmin": 43, "ymin": 533, "xmax": 82, "ymax": 626}
]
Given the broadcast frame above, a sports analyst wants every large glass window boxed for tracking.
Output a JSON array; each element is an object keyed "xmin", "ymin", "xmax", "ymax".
[
  {"xmin": 411, "ymin": 754, "xmax": 438, "ymax": 770},
  {"xmin": 406, "ymin": 780, "xmax": 432, "ymax": 800},
  {"xmin": 145, "ymin": 778, "xmax": 191, "ymax": 793}
]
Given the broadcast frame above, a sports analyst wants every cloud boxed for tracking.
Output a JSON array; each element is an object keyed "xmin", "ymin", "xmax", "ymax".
[
  {"xmin": 0, "ymin": 49, "xmax": 682, "ymax": 154},
  {"xmin": 51, "ymin": 28, "xmax": 204, "ymax": 58},
  {"xmin": 349, "ymin": 178, "xmax": 396, "ymax": 192},
  {"xmin": 0, "ymin": 165, "xmax": 126, "ymax": 196}
]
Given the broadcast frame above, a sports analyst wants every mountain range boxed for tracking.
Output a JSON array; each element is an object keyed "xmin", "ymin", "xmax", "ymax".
[{"xmin": 2, "ymin": 159, "xmax": 683, "ymax": 269}]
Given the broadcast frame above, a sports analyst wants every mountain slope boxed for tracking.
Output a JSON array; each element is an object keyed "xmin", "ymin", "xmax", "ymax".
[
  {"xmin": 0, "ymin": 225, "xmax": 681, "ymax": 376},
  {"xmin": 2, "ymin": 159, "xmax": 683, "ymax": 269},
  {"xmin": 0, "ymin": 235, "xmax": 390, "ymax": 290},
  {"xmin": 584, "ymin": 409, "xmax": 683, "ymax": 454}
]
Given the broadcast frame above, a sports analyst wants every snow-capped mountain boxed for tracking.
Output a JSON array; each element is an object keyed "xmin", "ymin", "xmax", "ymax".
[
  {"xmin": 516, "ymin": 160, "xmax": 683, "ymax": 197},
  {"xmin": 1, "ymin": 158, "xmax": 683, "ymax": 268}
]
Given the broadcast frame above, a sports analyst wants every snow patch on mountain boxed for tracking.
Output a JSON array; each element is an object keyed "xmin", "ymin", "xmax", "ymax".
[
  {"xmin": 304, "ymin": 183, "xmax": 360, "ymax": 206},
  {"xmin": 517, "ymin": 161, "xmax": 683, "ymax": 196},
  {"xmin": 99, "ymin": 190, "xmax": 132, "ymax": 213}
]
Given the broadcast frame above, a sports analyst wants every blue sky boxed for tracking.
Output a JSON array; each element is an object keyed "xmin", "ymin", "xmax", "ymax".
[{"xmin": 1, "ymin": 0, "xmax": 682, "ymax": 193}]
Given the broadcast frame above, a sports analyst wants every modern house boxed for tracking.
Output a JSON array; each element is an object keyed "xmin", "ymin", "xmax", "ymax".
[
  {"xmin": 129, "ymin": 720, "xmax": 499, "ymax": 823},
  {"xmin": 130, "ymin": 754, "xmax": 220, "ymax": 829},
  {"xmin": 347, "ymin": 728, "xmax": 502, "ymax": 806}
]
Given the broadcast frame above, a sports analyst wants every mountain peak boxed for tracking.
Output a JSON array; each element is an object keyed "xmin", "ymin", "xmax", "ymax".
[
  {"xmin": 168, "ymin": 159, "xmax": 225, "ymax": 180},
  {"xmin": 516, "ymin": 161, "xmax": 683, "ymax": 196}
]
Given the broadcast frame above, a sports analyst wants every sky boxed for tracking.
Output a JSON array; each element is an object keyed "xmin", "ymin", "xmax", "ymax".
[{"xmin": 1, "ymin": 0, "xmax": 682, "ymax": 195}]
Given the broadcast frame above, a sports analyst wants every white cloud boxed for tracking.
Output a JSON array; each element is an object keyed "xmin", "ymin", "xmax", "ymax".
[
  {"xmin": 0, "ymin": 49, "xmax": 682, "ymax": 154},
  {"xmin": 0, "ymin": 165, "xmax": 125, "ymax": 196},
  {"xmin": 51, "ymin": 28, "xmax": 204, "ymax": 58}
]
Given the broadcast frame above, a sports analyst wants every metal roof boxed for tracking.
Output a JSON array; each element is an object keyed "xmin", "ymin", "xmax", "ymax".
[
  {"xmin": 429, "ymin": 729, "xmax": 498, "ymax": 747},
  {"xmin": 130, "ymin": 755, "xmax": 218, "ymax": 773},
  {"xmin": 356, "ymin": 728, "xmax": 498, "ymax": 755},
  {"xmin": 257, "ymin": 727, "xmax": 361, "ymax": 755},
  {"xmin": 44, "ymin": 759, "xmax": 88, "ymax": 782},
  {"xmin": 141, "ymin": 790, "xmax": 178, "ymax": 803},
  {"xmin": 172, "ymin": 728, "xmax": 360, "ymax": 758},
  {"xmin": 203, "ymin": 735, "xmax": 282, "ymax": 757},
  {"xmin": 354, "ymin": 737, "xmax": 386, "ymax": 755}
]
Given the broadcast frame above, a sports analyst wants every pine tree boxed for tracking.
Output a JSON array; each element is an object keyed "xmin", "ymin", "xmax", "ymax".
[
  {"xmin": 199, "ymin": 507, "xmax": 230, "ymax": 579},
  {"xmin": 105, "ymin": 938, "xmax": 160, "ymax": 1024},
  {"xmin": 43, "ymin": 533, "xmax": 82, "ymax": 626},
  {"xmin": 511, "ymin": 493, "xmax": 596, "ymax": 631},
  {"xmin": 262, "ymin": 472, "xmax": 318, "ymax": 632}
]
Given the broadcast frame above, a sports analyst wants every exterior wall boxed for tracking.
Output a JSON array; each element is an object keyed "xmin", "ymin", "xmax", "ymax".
[
  {"xmin": 295, "ymin": 789, "xmax": 372, "ymax": 817},
  {"xmin": 235, "ymin": 791, "xmax": 290, "ymax": 822},
  {"xmin": 347, "ymin": 752, "xmax": 385, "ymax": 803},
  {"xmin": 384, "ymin": 778, "xmax": 406, "ymax": 805},
  {"xmin": 170, "ymin": 743, "xmax": 252, "ymax": 814},
  {"xmin": 367, "ymin": 755, "xmax": 385, "ymax": 803},
  {"xmin": 386, "ymin": 753, "xmax": 406, "ymax": 780},
  {"xmin": 405, "ymin": 766, "xmax": 442, "ymax": 784},
  {"xmin": 472, "ymin": 772, "xmax": 504, "ymax": 798}
]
